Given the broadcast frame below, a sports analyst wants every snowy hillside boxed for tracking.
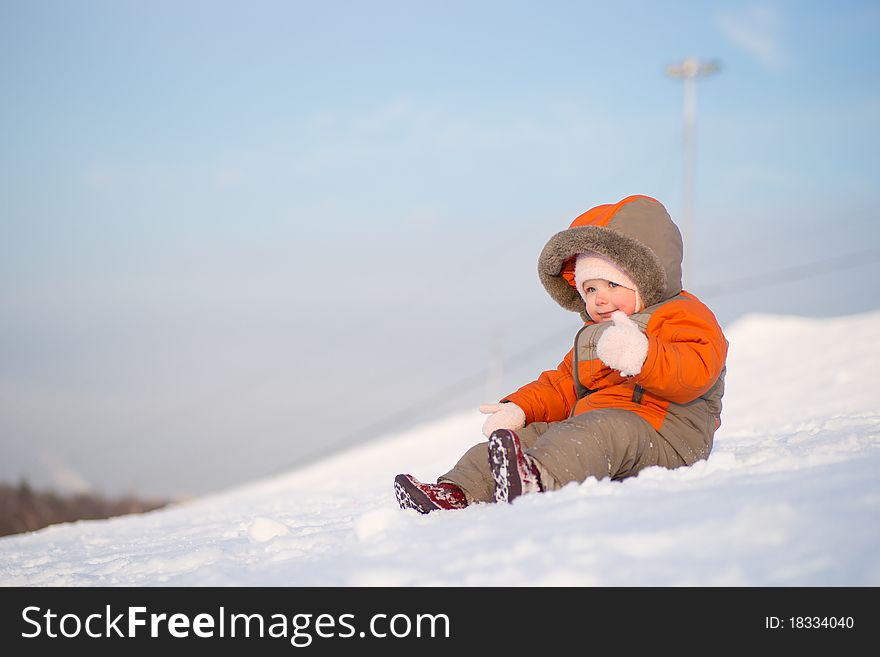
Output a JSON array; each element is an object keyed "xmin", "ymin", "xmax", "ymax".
[{"xmin": 2, "ymin": 310, "xmax": 879, "ymax": 586}]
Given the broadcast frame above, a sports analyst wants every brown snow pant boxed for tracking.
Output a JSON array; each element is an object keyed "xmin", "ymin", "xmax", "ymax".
[{"xmin": 439, "ymin": 409, "xmax": 687, "ymax": 504}]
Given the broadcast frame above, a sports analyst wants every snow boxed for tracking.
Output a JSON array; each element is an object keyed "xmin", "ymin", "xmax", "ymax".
[{"xmin": 2, "ymin": 310, "xmax": 879, "ymax": 586}]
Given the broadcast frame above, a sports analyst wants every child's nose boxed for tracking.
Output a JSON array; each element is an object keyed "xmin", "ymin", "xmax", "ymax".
[{"xmin": 595, "ymin": 289, "xmax": 609, "ymax": 305}]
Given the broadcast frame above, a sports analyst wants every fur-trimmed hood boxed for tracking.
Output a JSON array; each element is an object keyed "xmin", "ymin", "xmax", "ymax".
[{"xmin": 538, "ymin": 195, "xmax": 683, "ymax": 321}]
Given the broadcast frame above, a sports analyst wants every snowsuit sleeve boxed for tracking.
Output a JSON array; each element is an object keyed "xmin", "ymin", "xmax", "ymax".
[
  {"xmin": 631, "ymin": 299, "xmax": 728, "ymax": 404},
  {"xmin": 501, "ymin": 349, "xmax": 578, "ymax": 424}
]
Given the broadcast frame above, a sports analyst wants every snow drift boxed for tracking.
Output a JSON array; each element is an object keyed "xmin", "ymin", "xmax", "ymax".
[{"xmin": 2, "ymin": 310, "xmax": 879, "ymax": 586}]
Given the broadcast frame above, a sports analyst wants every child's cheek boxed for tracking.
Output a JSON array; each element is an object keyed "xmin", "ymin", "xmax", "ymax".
[{"xmin": 618, "ymin": 292, "xmax": 637, "ymax": 315}]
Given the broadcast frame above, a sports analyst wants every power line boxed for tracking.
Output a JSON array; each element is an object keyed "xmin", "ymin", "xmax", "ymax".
[
  {"xmin": 312, "ymin": 328, "xmax": 571, "ymax": 451},
  {"xmin": 299, "ymin": 246, "xmax": 880, "ymax": 461},
  {"xmin": 694, "ymin": 247, "xmax": 880, "ymax": 298}
]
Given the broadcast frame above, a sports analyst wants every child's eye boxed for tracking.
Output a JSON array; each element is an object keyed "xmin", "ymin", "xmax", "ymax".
[
  {"xmin": 585, "ymin": 286, "xmax": 596, "ymax": 294},
  {"xmin": 608, "ymin": 281, "xmax": 619, "ymax": 288}
]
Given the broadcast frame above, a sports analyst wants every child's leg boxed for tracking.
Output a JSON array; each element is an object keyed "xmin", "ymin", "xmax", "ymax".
[
  {"xmin": 438, "ymin": 423, "xmax": 552, "ymax": 503},
  {"xmin": 527, "ymin": 408, "xmax": 686, "ymax": 489}
]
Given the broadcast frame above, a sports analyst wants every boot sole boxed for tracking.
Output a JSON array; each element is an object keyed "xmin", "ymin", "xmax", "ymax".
[
  {"xmin": 488, "ymin": 429, "xmax": 522, "ymax": 503},
  {"xmin": 394, "ymin": 475, "xmax": 438, "ymax": 514}
]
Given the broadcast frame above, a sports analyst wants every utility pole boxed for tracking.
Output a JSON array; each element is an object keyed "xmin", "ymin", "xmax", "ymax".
[{"xmin": 666, "ymin": 57, "xmax": 720, "ymax": 289}]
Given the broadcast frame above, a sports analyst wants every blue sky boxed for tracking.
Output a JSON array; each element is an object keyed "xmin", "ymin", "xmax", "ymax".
[{"xmin": 2, "ymin": 1, "xmax": 879, "ymax": 497}]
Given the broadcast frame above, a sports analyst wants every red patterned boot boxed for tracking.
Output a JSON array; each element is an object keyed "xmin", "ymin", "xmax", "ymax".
[
  {"xmin": 394, "ymin": 474, "xmax": 468, "ymax": 514},
  {"xmin": 488, "ymin": 429, "xmax": 543, "ymax": 503}
]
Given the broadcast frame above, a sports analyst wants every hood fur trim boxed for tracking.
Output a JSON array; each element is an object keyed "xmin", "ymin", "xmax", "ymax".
[{"xmin": 539, "ymin": 226, "xmax": 667, "ymax": 320}]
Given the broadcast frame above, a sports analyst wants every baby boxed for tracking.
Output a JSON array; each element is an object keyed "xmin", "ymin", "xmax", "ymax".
[{"xmin": 395, "ymin": 195, "xmax": 728, "ymax": 512}]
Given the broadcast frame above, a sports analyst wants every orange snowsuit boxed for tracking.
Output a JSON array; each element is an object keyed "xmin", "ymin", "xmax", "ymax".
[
  {"xmin": 440, "ymin": 196, "xmax": 728, "ymax": 502},
  {"xmin": 503, "ymin": 289, "xmax": 727, "ymax": 465}
]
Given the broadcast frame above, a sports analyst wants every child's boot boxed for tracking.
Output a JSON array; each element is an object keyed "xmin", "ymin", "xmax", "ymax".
[
  {"xmin": 394, "ymin": 474, "xmax": 468, "ymax": 514},
  {"xmin": 488, "ymin": 429, "xmax": 543, "ymax": 503}
]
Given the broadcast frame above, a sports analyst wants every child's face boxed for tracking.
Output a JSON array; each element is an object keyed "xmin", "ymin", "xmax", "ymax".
[{"xmin": 582, "ymin": 278, "xmax": 638, "ymax": 323}]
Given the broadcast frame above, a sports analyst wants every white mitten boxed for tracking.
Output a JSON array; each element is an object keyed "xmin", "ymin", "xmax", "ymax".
[
  {"xmin": 596, "ymin": 310, "xmax": 649, "ymax": 377},
  {"xmin": 479, "ymin": 402, "xmax": 526, "ymax": 438}
]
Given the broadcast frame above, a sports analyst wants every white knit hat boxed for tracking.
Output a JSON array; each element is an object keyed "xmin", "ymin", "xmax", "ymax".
[{"xmin": 574, "ymin": 252, "xmax": 644, "ymax": 311}]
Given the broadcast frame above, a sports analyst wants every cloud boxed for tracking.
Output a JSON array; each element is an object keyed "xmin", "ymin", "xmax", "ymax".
[{"xmin": 716, "ymin": 4, "xmax": 788, "ymax": 71}]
